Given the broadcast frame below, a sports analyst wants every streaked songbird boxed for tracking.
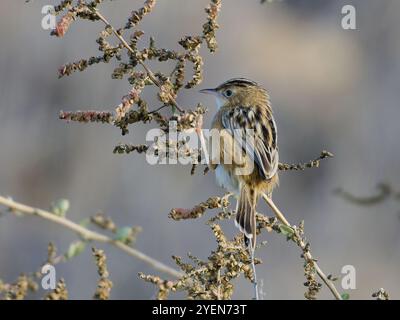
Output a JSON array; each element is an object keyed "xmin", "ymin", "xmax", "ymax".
[{"xmin": 200, "ymin": 78, "xmax": 279, "ymax": 250}]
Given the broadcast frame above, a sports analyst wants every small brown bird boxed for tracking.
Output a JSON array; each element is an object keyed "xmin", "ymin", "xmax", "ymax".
[{"xmin": 200, "ymin": 78, "xmax": 279, "ymax": 250}]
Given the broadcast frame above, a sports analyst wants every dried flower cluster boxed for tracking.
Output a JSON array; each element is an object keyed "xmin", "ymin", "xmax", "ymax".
[
  {"xmin": 55, "ymin": 0, "xmax": 222, "ymax": 151},
  {"xmin": 169, "ymin": 195, "xmax": 230, "ymax": 221},
  {"xmin": 140, "ymin": 201, "xmax": 265, "ymax": 300},
  {"xmin": 149, "ymin": 221, "xmax": 251, "ymax": 300},
  {"xmin": 92, "ymin": 248, "xmax": 113, "ymax": 300},
  {"xmin": 372, "ymin": 288, "xmax": 390, "ymax": 300},
  {"xmin": 293, "ymin": 222, "xmax": 323, "ymax": 300},
  {"xmin": 45, "ymin": 279, "xmax": 68, "ymax": 300},
  {"xmin": 0, "ymin": 275, "xmax": 38, "ymax": 300},
  {"xmin": 278, "ymin": 150, "xmax": 334, "ymax": 171},
  {"xmin": 113, "ymin": 144, "xmax": 149, "ymax": 155}
]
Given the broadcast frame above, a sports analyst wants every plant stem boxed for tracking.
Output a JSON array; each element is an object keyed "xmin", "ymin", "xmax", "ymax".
[
  {"xmin": 250, "ymin": 248, "xmax": 259, "ymax": 300},
  {"xmin": 0, "ymin": 195, "xmax": 182, "ymax": 278},
  {"xmin": 261, "ymin": 193, "xmax": 342, "ymax": 300}
]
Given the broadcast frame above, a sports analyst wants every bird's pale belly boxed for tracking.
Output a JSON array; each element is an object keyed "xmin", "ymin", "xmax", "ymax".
[{"xmin": 215, "ymin": 165, "xmax": 240, "ymax": 195}]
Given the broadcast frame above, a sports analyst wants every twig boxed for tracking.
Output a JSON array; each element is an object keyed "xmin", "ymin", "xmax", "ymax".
[
  {"xmin": 148, "ymin": 104, "xmax": 168, "ymax": 115},
  {"xmin": 278, "ymin": 151, "xmax": 334, "ymax": 171},
  {"xmin": 0, "ymin": 195, "xmax": 182, "ymax": 278},
  {"xmin": 216, "ymin": 267, "xmax": 221, "ymax": 300},
  {"xmin": 92, "ymin": 9, "xmax": 184, "ymax": 113},
  {"xmin": 261, "ymin": 193, "xmax": 342, "ymax": 300}
]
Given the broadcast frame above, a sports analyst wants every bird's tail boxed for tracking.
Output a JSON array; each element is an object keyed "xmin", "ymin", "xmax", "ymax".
[{"xmin": 235, "ymin": 186, "xmax": 257, "ymax": 249}]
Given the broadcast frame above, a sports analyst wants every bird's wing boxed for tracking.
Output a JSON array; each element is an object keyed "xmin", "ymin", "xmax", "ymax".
[{"xmin": 221, "ymin": 106, "xmax": 279, "ymax": 179}]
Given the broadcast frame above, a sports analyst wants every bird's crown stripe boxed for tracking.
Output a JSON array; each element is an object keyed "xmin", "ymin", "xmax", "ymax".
[{"xmin": 219, "ymin": 78, "xmax": 258, "ymax": 88}]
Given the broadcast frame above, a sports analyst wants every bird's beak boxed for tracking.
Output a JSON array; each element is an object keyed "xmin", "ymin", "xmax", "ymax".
[{"xmin": 199, "ymin": 88, "xmax": 217, "ymax": 95}]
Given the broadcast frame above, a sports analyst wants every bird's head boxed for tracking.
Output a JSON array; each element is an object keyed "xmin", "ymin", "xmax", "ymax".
[{"xmin": 200, "ymin": 78, "xmax": 269, "ymax": 108}]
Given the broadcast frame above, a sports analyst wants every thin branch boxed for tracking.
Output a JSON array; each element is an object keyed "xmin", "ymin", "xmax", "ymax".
[
  {"xmin": 278, "ymin": 151, "xmax": 334, "ymax": 172},
  {"xmin": 148, "ymin": 104, "xmax": 168, "ymax": 115},
  {"xmin": 0, "ymin": 195, "xmax": 182, "ymax": 278},
  {"xmin": 92, "ymin": 9, "xmax": 184, "ymax": 113},
  {"xmin": 250, "ymin": 248, "xmax": 259, "ymax": 300},
  {"xmin": 261, "ymin": 193, "xmax": 342, "ymax": 300}
]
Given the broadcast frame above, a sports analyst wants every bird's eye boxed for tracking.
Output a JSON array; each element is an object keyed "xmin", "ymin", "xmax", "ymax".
[{"xmin": 224, "ymin": 89, "xmax": 233, "ymax": 97}]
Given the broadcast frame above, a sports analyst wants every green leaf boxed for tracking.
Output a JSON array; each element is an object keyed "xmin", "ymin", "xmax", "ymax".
[
  {"xmin": 114, "ymin": 226, "xmax": 132, "ymax": 243},
  {"xmin": 65, "ymin": 241, "xmax": 86, "ymax": 260},
  {"xmin": 341, "ymin": 293, "xmax": 350, "ymax": 300},
  {"xmin": 279, "ymin": 224, "xmax": 294, "ymax": 237},
  {"xmin": 51, "ymin": 199, "xmax": 70, "ymax": 217}
]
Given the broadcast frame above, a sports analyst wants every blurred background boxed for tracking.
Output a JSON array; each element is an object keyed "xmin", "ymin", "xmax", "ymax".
[{"xmin": 0, "ymin": 0, "xmax": 399, "ymax": 299}]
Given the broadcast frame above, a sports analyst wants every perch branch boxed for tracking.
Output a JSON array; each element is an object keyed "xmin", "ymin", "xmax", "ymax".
[
  {"xmin": 278, "ymin": 151, "xmax": 334, "ymax": 171},
  {"xmin": 261, "ymin": 194, "xmax": 342, "ymax": 300},
  {"xmin": 0, "ymin": 195, "xmax": 182, "ymax": 278}
]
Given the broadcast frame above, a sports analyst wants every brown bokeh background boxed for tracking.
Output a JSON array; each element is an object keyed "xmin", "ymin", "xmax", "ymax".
[{"xmin": 1, "ymin": 0, "xmax": 399, "ymax": 299}]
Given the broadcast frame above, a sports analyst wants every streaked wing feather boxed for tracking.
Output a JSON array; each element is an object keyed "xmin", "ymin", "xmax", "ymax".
[{"xmin": 221, "ymin": 107, "xmax": 278, "ymax": 180}]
